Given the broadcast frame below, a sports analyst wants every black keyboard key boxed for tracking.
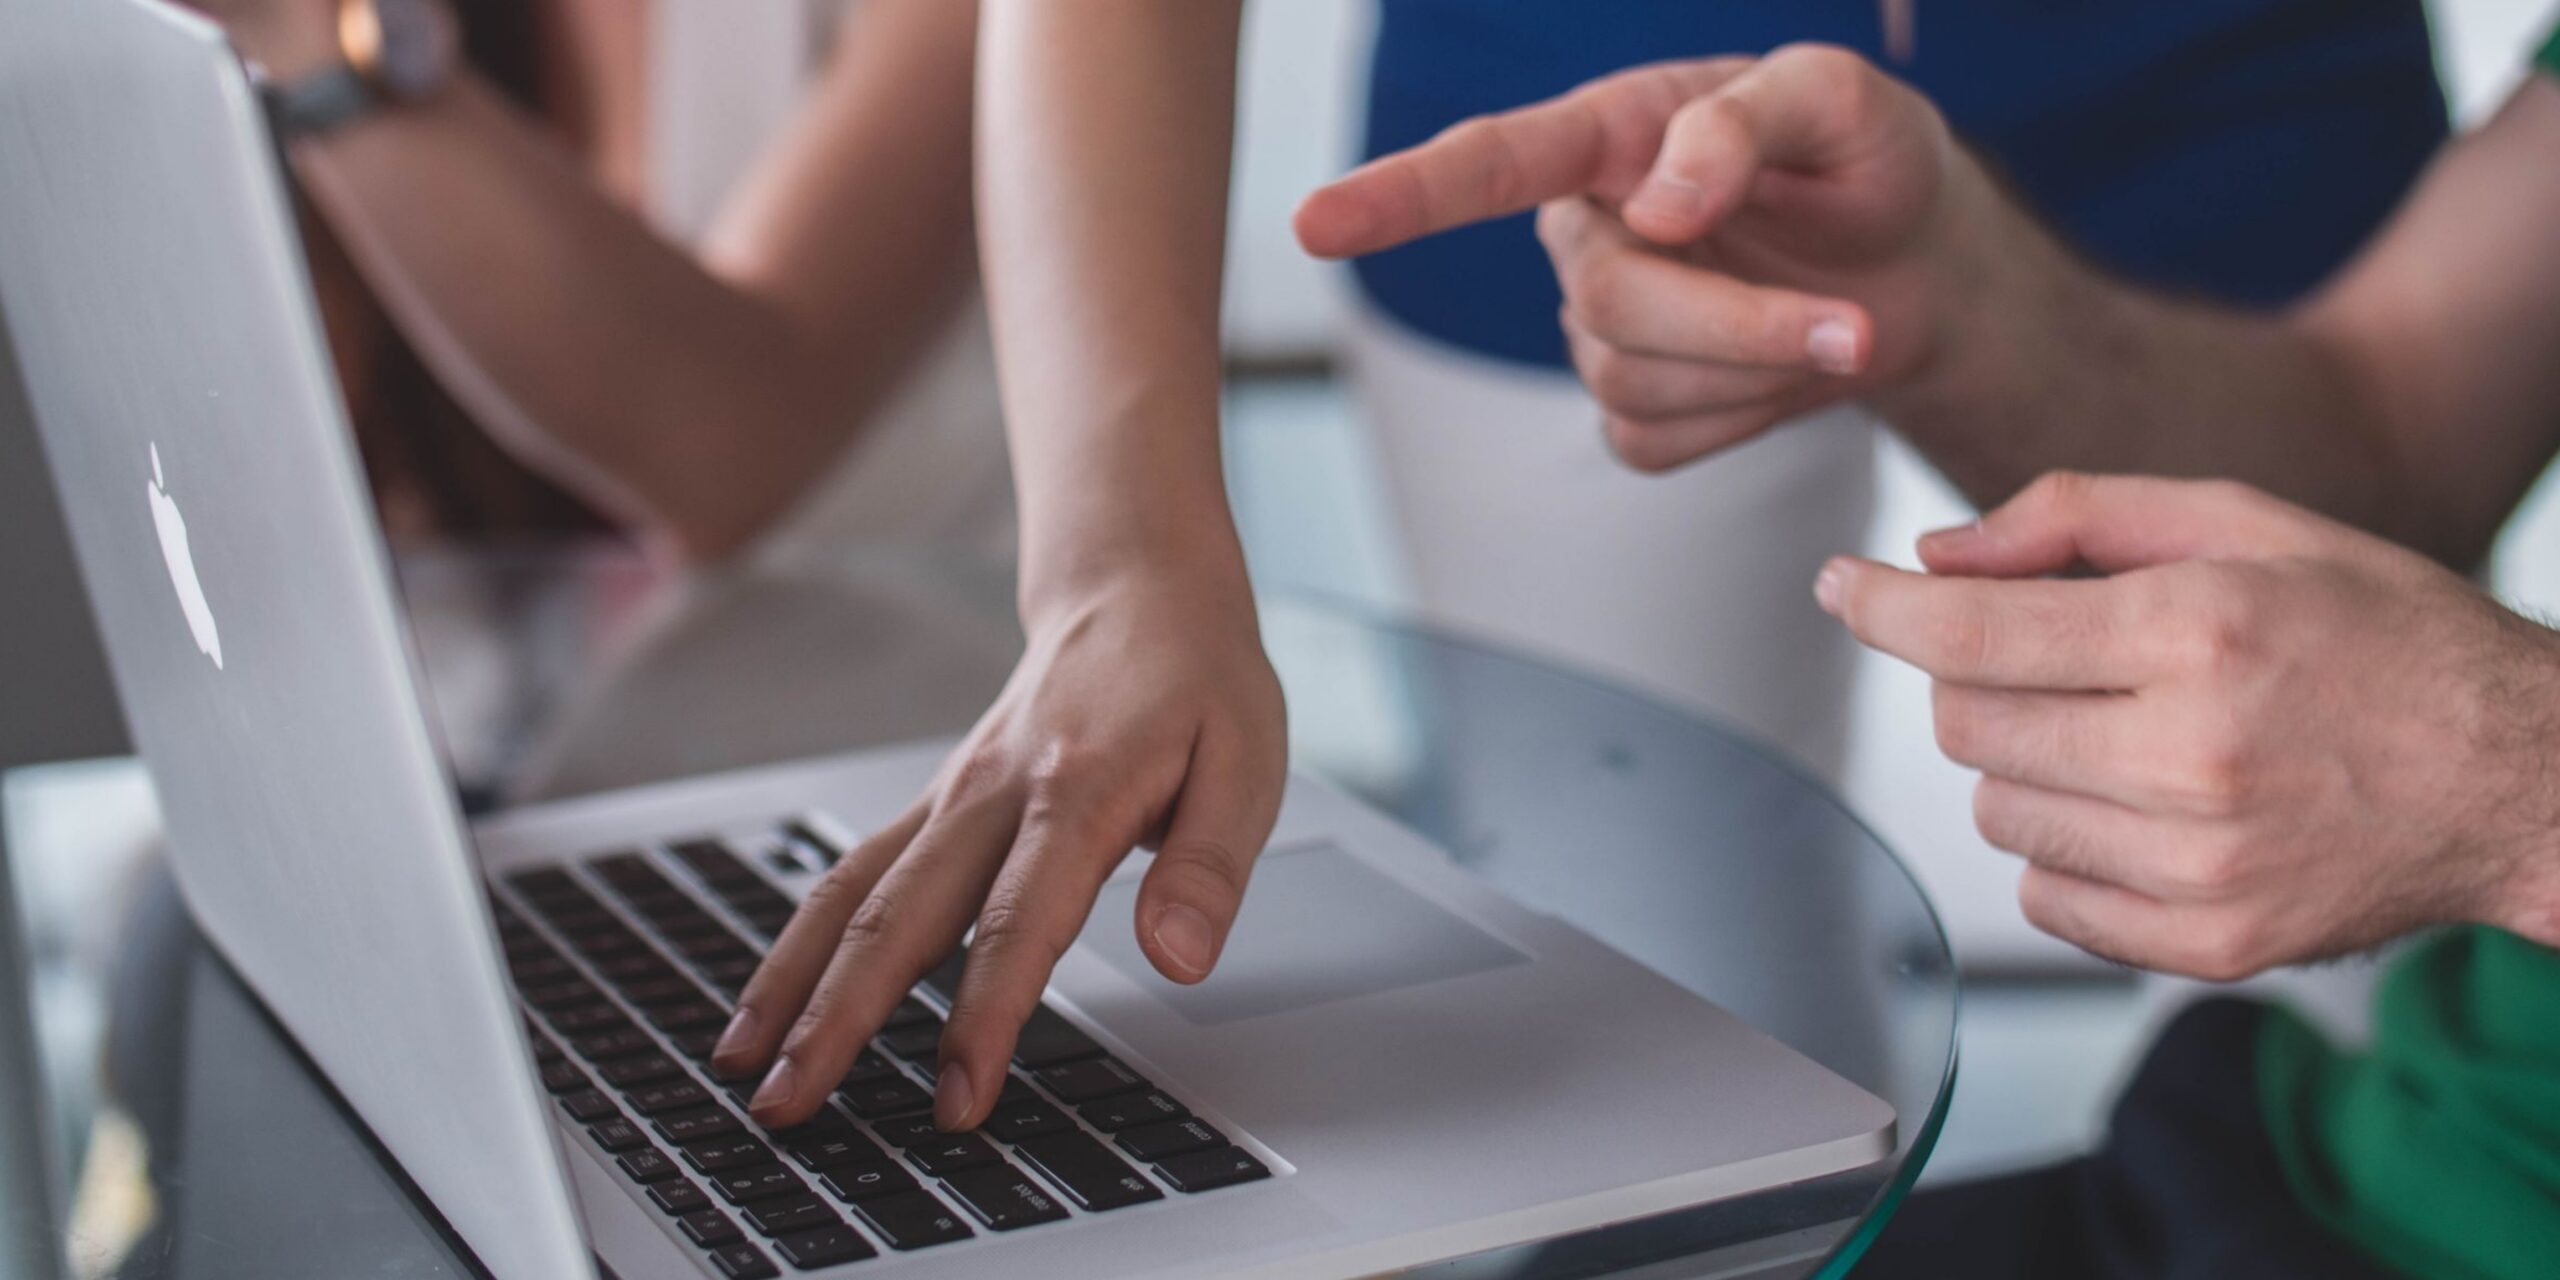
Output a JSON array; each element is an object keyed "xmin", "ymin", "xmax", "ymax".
[
  {"xmin": 558, "ymin": 1089, "xmax": 619, "ymax": 1123},
  {"xmin": 741, "ymin": 1194, "xmax": 840, "ymax": 1238},
  {"xmin": 711, "ymin": 1163, "xmax": 805, "ymax": 1206},
  {"xmin": 838, "ymin": 1076, "xmax": 932, "ymax": 1119},
  {"xmin": 839, "ymin": 1050, "xmax": 899, "ymax": 1088},
  {"xmin": 1032, "ymin": 1056, "xmax": 1146, "ymax": 1104},
  {"xmin": 871, "ymin": 1114, "xmax": 949, "ymax": 1148},
  {"xmin": 568, "ymin": 928, "xmax": 646, "ymax": 960},
  {"xmin": 698, "ymin": 957, "xmax": 760, "ymax": 991},
  {"xmin": 1115, "ymin": 1117, "xmax": 1227, "ymax": 1164},
  {"xmin": 773, "ymin": 1225, "xmax": 875, "ymax": 1270},
  {"xmin": 1015, "ymin": 1132, "xmax": 1164, "ymax": 1212},
  {"xmin": 848, "ymin": 1191, "xmax": 974, "ymax": 1250},
  {"xmin": 507, "ymin": 868, "xmax": 583, "ymax": 902},
  {"xmin": 679, "ymin": 1208, "xmax": 743, "ymax": 1247},
  {"xmin": 1152, "ymin": 1144, "xmax": 1271, "ymax": 1193},
  {"xmin": 1010, "ymin": 1006, "xmax": 1105, "ymax": 1068},
  {"xmin": 617, "ymin": 1149, "xmax": 682, "ymax": 1184},
  {"xmin": 626, "ymin": 1080, "xmax": 714, "ymax": 1116},
  {"xmin": 784, "ymin": 820, "xmax": 847, "ymax": 867},
  {"xmin": 920, "ymin": 951, "xmax": 969, "ymax": 1003},
  {"xmin": 598, "ymin": 1054, "xmax": 686, "ymax": 1089},
  {"xmin": 879, "ymin": 1023, "xmax": 943, "ymax": 1062},
  {"xmin": 648, "ymin": 1180, "xmax": 710, "ymax": 1215},
  {"xmin": 540, "ymin": 1061, "xmax": 593, "ymax": 1094},
  {"xmin": 654, "ymin": 1108, "xmax": 746, "ymax": 1146},
  {"xmin": 570, "ymin": 1028, "xmax": 660, "ymax": 1062},
  {"xmin": 1079, "ymin": 1090, "xmax": 1187, "ymax": 1133},
  {"xmin": 743, "ymin": 908, "xmax": 798, "ymax": 938},
  {"xmin": 645, "ymin": 1000, "xmax": 731, "ymax": 1034},
  {"xmin": 546, "ymin": 1004, "xmax": 634, "ymax": 1036},
  {"xmin": 519, "ymin": 979, "xmax": 603, "ymax": 1012},
  {"xmin": 783, "ymin": 1131, "xmax": 885, "ymax": 1173},
  {"xmin": 588, "ymin": 1119, "xmax": 649, "ymax": 1153},
  {"xmin": 707, "ymin": 1243, "xmax": 778, "ymax": 1280},
  {"xmin": 939, "ymin": 1165, "xmax": 1069, "ymax": 1231},
  {"xmin": 819, "ymin": 1162, "xmax": 918, "ymax": 1202},
  {"xmin": 594, "ymin": 953, "xmax": 681, "ymax": 985},
  {"xmin": 671, "ymin": 1029, "xmax": 726, "ymax": 1061},
  {"xmin": 621, "ymin": 977, "xmax": 709, "ymax": 1008},
  {"xmin": 683, "ymin": 1136, "xmax": 778, "ymax": 1175},
  {"xmin": 508, "ymin": 954, "xmax": 575, "ymax": 985},
  {"xmin": 985, "ymin": 1097, "xmax": 1075, "ymax": 1144},
  {"xmin": 905, "ymin": 1134, "xmax": 1001, "ymax": 1178},
  {"xmin": 880, "ymin": 997, "xmax": 937, "ymax": 1031}
]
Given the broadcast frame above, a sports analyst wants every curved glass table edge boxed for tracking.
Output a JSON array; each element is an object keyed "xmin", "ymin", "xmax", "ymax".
[{"xmin": 1254, "ymin": 586, "xmax": 1963, "ymax": 1279}]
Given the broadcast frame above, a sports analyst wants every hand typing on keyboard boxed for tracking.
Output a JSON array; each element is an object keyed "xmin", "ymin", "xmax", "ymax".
[{"xmin": 707, "ymin": 580, "xmax": 1289, "ymax": 1133}]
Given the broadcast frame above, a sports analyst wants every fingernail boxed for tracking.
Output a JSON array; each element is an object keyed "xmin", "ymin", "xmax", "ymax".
[
  {"xmin": 1627, "ymin": 175, "xmax": 1710, "ymax": 227},
  {"xmin": 1807, "ymin": 319, "xmax": 1861, "ymax": 376},
  {"xmin": 1814, "ymin": 559, "xmax": 1847, "ymax": 615},
  {"xmin": 748, "ymin": 1054, "xmax": 797, "ymax": 1118},
  {"xmin": 1919, "ymin": 519, "xmax": 1984, "ymax": 556},
  {"xmin": 1152, "ymin": 904, "xmax": 1216, "ymax": 978},
  {"xmin": 933, "ymin": 1064, "xmax": 975, "ymax": 1131},
  {"xmin": 711, "ymin": 1006, "xmax": 760, "ymax": 1074}
]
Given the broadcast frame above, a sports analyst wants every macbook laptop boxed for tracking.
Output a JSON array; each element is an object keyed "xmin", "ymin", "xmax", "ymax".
[{"xmin": 0, "ymin": 2, "xmax": 1896, "ymax": 1276}]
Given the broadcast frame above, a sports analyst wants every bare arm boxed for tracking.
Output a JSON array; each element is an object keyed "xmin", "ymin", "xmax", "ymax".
[
  {"xmin": 1884, "ymin": 75, "xmax": 2560, "ymax": 567},
  {"xmin": 229, "ymin": 0, "xmax": 980, "ymax": 559},
  {"xmin": 974, "ymin": 0, "xmax": 1249, "ymax": 611}
]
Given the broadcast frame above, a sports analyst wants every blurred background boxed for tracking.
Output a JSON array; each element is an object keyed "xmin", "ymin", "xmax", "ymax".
[{"xmin": 5, "ymin": 0, "xmax": 2558, "ymax": 1258}]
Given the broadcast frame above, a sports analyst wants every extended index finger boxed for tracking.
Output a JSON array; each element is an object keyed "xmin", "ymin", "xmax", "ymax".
[{"xmin": 1295, "ymin": 58, "xmax": 1746, "ymax": 259}]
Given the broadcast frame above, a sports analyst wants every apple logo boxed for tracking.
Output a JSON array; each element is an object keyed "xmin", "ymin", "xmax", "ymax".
[{"xmin": 147, "ymin": 443, "xmax": 223, "ymax": 670}]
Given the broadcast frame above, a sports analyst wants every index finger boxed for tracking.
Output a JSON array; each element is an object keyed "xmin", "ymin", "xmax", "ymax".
[
  {"xmin": 1294, "ymin": 58, "xmax": 1746, "ymax": 259},
  {"xmin": 1816, "ymin": 556, "xmax": 2149, "ymax": 690}
]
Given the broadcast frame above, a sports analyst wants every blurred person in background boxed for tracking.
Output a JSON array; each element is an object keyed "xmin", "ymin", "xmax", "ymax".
[{"xmin": 192, "ymin": 0, "xmax": 1008, "ymax": 561}]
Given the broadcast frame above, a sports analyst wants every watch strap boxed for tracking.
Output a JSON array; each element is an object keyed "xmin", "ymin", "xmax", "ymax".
[{"xmin": 263, "ymin": 65, "xmax": 378, "ymax": 141}]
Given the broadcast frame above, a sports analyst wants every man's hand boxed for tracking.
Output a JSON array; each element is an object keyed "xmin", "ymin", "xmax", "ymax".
[
  {"xmin": 1819, "ymin": 473, "xmax": 2560, "ymax": 979},
  {"xmin": 1296, "ymin": 46, "xmax": 1991, "ymax": 472},
  {"xmin": 711, "ymin": 571, "xmax": 1287, "ymax": 1131}
]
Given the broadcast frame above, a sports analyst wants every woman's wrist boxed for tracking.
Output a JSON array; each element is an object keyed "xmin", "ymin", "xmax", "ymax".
[{"xmin": 1017, "ymin": 527, "xmax": 1255, "ymax": 637}]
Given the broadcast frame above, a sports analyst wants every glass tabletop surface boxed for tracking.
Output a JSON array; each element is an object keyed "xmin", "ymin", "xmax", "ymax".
[{"xmin": 2, "ymin": 544, "xmax": 1956, "ymax": 1280}]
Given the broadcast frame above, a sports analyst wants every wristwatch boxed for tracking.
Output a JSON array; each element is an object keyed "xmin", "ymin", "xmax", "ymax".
[{"xmin": 262, "ymin": 0, "xmax": 459, "ymax": 141}]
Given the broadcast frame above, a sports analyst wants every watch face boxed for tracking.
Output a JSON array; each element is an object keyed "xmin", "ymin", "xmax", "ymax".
[{"xmin": 365, "ymin": 0, "xmax": 457, "ymax": 100}]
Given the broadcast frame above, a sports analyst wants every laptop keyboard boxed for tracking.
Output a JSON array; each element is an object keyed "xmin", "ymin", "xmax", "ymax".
[{"xmin": 492, "ymin": 821, "xmax": 1270, "ymax": 1278}]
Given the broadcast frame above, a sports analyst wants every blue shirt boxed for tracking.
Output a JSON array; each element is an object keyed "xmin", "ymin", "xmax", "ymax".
[{"xmin": 1357, "ymin": 0, "xmax": 2447, "ymax": 368}]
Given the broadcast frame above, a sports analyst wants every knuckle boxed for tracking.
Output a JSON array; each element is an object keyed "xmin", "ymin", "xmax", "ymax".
[
  {"xmin": 1154, "ymin": 837, "xmax": 1250, "ymax": 905},
  {"xmin": 2186, "ymin": 918, "xmax": 2269, "ymax": 982},
  {"xmin": 1931, "ymin": 684, "xmax": 1986, "ymax": 765},
  {"xmin": 1928, "ymin": 602, "xmax": 1998, "ymax": 676},
  {"xmin": 839, "ymin": 892, "xmax": 902, "ymax": 953},
  {"xmin": 2021, "ymin": 469, "xmax": 2095, "ymax": 520},
  {"xmin": 970, "ymin": 898, "xmax": 1070, "ymax": 971},
  {"xmin": 2167, "ymin": 739, "xmax": 2254, "ymax": 817},
  {"xmin": 2166, "ymin": 832, "xmax": 2251, "ymax": 896},
  {"xmin": 940, "ymin": 747, "xmax": 1012, "ymax": 806},
  {"xmin": 1583, "ymin": 348, "xmax": 1657, "ymax": 413}
]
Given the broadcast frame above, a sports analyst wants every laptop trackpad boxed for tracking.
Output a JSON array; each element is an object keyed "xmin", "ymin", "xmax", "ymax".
[{"xmin": 1083, "ymin": 842, "xmax": 1528, "ymax": 1026}]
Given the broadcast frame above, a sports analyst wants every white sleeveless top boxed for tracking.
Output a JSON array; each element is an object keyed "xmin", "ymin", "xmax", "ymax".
[{"xmin": 645, "ymin": 0, "xmax": 1015, "ymax": 564}]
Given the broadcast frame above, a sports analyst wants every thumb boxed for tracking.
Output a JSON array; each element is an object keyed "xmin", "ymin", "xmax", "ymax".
[
  {"xmin": 1918, "ymin": 473, "xmax": 2329, "ymax": 579},
  {"xmin": 1134, "ymin": 730, "xmax": 1278, "ymax": 984}
]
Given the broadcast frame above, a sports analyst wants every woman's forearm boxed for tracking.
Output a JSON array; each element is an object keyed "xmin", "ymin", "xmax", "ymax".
[
  {"xmin": 976, "ymin": 0, "xmax": 1251, "ymax": 618},
  {"xmin": 290, "ymin": 0, "xmax": 980, "ymax": 559}
]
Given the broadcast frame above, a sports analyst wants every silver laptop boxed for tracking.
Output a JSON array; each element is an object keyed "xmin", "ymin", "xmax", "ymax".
[{"xmin": 0, "ymin": 2, "xmax": 1895, "ymax": 1277}]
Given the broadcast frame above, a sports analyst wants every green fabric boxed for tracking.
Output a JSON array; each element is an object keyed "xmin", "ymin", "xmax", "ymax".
[
  {"xmin": 2542, "ymin": 22, "xmax": 2560, "ymax": 77},
  {"xmin": 2257, "ymin": 927, "xmax": 2560, "ymax": 1280}
]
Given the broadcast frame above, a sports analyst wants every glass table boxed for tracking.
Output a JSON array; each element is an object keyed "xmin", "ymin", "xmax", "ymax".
[{"xmin": 2, "ymin": 545, "xmax": 1956, "ymax": 1279}]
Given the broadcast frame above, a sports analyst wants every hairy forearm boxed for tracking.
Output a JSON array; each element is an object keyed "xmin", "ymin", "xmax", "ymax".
[
  {"xmin": 976, "ymin": 0, "xmax": 1251, "ymax": 618},
  {"xmin": 1875, "ymin": 184, "xmax": 2429, "ymax": 557},
  {"xmin": 291, "ymin": 0, "xmax": 978, "ymax": 559},
  {"xmin": 1880, "ymin": 82, "xmax": 2560, "ymax": 570}
]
